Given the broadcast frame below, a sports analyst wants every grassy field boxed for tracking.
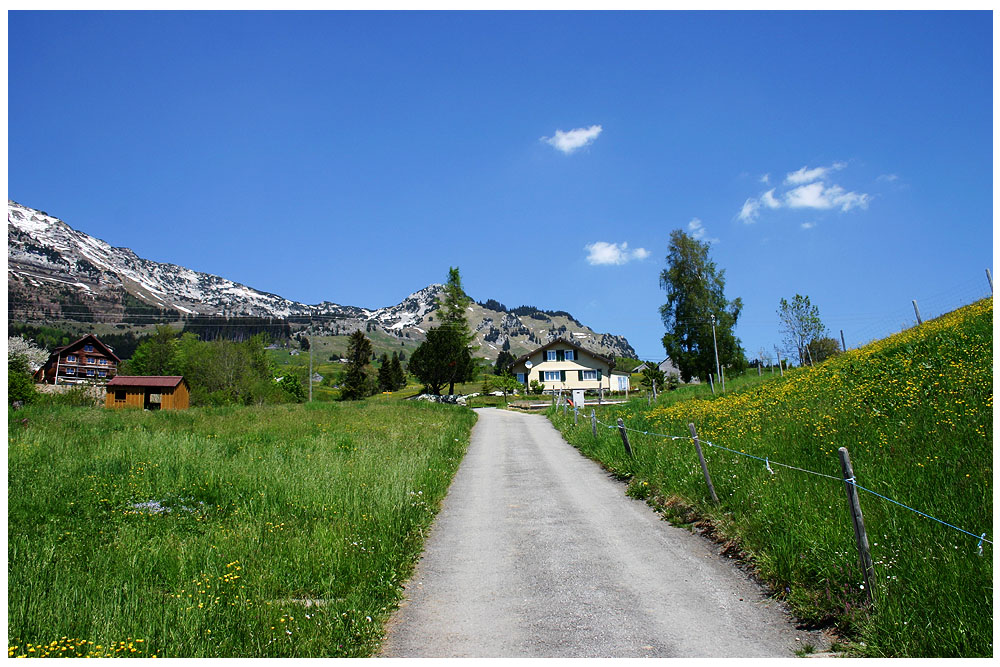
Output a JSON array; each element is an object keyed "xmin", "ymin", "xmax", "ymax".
[
  {"xmin": 8, "ymin": 400, "xmax": 477, "ymax": 658},
  {"xmin": 548, "ymin": 298, "xmax": 993, "ymax": 657}
]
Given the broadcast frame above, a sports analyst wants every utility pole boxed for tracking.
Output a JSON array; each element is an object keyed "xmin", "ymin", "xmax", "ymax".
[
  {"xmin": 840, "ymin": 329, "xmax": 847, "ymax": 353},
  {"xmin": 711, "ymin": 314, "xmax": 721, "ymax": 384},
  {"xmin": 308, "ymin": 319, "xmax": 313, "ymax": 403}
]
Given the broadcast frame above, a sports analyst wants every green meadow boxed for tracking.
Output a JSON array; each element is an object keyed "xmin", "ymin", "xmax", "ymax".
[
  {"xmin": 8, "ymin": 400, "xmax": 476, "ymax": 658},
  {"xmin": 549, "ymin": 298, "xmax": 993, "ymax": 657}
]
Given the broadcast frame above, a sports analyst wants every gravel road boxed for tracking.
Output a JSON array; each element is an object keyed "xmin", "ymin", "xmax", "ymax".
[{"xmin": 379, "ymin": 407, "xmax": 828, "ymax": 658}]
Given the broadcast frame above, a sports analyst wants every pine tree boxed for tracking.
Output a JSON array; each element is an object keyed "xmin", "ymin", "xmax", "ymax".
[
  {"xmin": 436, "ymin": 267, "xmax": 477, "ymax": 393},
  {"xmin": 409, "ymin": 326, "xmax": 472, "ymax": 396},
  {"xmin": 390, "ymin": 352, "xmax": 406, "ymax": 390},
  {"xmin": 341, "ymin": 330, "xmax": 376, "ymax": 400},
  {"xmin": 377, "ymin": 352, "xmax": 393, "ymax": 392},
  {"xmin": 493, "ymin": 349, "xmax": 516, "ymax": 376}
]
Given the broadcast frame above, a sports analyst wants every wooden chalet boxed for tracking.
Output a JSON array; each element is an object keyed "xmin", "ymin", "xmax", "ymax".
[
  {"xmin": 34, "ymin": 334, "xmax": 121, "ymax": 385},
  {"xmin": 105, "ymin": 376, "xmax": 190, "ymax": 410}
]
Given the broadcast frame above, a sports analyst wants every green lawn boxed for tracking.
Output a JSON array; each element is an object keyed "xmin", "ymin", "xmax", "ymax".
[{"xmin": 8, "ymin": 400, "xmax": 476, "ymax": 658}]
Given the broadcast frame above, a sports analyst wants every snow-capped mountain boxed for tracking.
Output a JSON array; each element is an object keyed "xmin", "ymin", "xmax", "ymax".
[{"xmin": 8, "ymin": 200, "xmax": 636, "ymax": 360}]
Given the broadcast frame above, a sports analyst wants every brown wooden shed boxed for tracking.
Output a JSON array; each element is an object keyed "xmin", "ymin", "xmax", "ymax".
[{"xmin": 105, "ymin": 376, "xmax": 190, "ymax": 410}]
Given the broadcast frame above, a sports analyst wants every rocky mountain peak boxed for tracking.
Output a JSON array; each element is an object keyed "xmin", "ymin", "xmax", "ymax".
[{"xmin": 8, "ymin": 200, "xmax": 637, "ymax": 360}]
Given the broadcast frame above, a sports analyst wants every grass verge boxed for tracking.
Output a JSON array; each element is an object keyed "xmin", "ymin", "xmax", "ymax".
[{"xmin": 548, "ymin": 298, "xmax": 992, "ymax": 657}]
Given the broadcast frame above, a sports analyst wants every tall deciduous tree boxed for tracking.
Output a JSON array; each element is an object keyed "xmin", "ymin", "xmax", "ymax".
[
  {"xmin": 778, "ymin": 294, "xmax": 827, "ymax": 366},
  {"xmin": 341, "ymin": 330, "xmax": 377, "ymax": 400},
  {"xmin": 124, "ymin": 325, "xmax": 181, "ymax": 376},
  {"xmin": 659, "ymin": 230, "xmax": 746, "ymax": 382}
]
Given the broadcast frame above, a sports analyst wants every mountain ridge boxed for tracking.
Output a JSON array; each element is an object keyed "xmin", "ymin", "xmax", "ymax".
[{"xmin": 8, "ymin": 200, "xmax": 637, "ymax": 360}]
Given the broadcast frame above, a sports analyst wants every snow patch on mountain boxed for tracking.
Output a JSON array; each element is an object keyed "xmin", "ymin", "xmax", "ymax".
[{"xmin": 8, "ymin": 200, "xmax": 637, "ymax": 360}]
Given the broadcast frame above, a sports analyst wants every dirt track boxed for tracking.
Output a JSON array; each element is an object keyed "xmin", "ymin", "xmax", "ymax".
[{"xmin": 380, "ymin": 407, "xmax": 828, "ymax": 658}]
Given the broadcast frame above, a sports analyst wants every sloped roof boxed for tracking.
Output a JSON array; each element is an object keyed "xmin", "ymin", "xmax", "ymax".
[
  {"xmin": 513, "ymin": 337, "xmax": 615, "ymax": 369},
  {"xmin": 106, "ymin": 376, "xmax": 186, "ymax": 388},
  {"xmin": 50, "ymin": 333, "xmax": 122, "ymax": 363}
]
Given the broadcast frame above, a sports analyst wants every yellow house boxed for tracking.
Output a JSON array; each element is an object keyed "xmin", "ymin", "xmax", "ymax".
[{"xmin": 511, "ymin": 338, "xmax": 631, "ymax": 393}]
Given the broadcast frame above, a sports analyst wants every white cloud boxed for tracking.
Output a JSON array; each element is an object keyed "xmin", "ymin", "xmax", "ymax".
[
  {"xmin": 541, "ymin": 125, "xmax": 603, "ymax": 154},
  {"xmin": 739, "ymin": 160, "xmax": 870, "ymax": 222},
  {"xmin": 784, "ymin": 182, "xmax": 829, "ymax": 208},
  {"xmin": 687, "ymin": 218, "xmax": 719, "ymax": 244},
  {"xmin": 785, "ymin": 182, "xmax": 870, "ymax": 211},
  {"xmin": 801, "ymin": 221, "xmax": 816, "ymax": 229},
  {"xmin": 585, "ymin": 241, "xmax": 649, "ymax": 265},
  {"xmin": 784, "ymin": 162, "xmax": 846, "ymax": 185},
  {"xmin": 761, "ymin": 188, "xmax": 781, "ymax": 209},
  {"xmin": 877, "ymin": 173, "xmax": 899, "ymax": 182},
  {"xmin": 738, "ymin": 198, "xmax": 761, "ymax": 223},
  {"xmin": 760, "ymin": 173, "xmax": 770, "ymax": 184}
]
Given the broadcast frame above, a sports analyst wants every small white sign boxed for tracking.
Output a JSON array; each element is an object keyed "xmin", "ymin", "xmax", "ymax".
[{"xmin": 572, "ymin": 389, "xmax": 585, "ymax": 408}]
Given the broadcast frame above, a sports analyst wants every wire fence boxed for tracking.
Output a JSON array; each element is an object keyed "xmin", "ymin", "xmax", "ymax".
[{"xmin": 577, "ymin": 410, "xmax": 992, "ymax": 550}]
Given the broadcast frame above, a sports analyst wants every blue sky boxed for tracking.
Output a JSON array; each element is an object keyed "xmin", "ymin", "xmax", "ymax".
[{"xmin": 8, "ymin": 11, "xmax": 994, "ymax": 363}]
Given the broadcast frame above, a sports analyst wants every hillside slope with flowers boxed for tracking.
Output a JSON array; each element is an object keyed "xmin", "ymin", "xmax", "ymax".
[{"xmin": 549, "ymin": 297, "xmax": 992, "ymax": 657}]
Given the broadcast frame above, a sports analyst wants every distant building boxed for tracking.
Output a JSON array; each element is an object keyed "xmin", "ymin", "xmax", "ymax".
[
  {"xmin": 34, "ymin": 334, "xmax": 121, "ymax": 385},
  {"xmin": 105, "ymin": 376, "xmax": 190, "ymax": 410},
  {"xmin": 511, "ymin": 338, "xmax": 630, "ymax": 392},
  {"xmin": 632, "ymin": 358, "xmax": 682, "ymax": 378}
]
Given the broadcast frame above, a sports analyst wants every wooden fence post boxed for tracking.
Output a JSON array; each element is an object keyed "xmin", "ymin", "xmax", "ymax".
[
  {"xmin": 688, "ymin": 423, "xmax": 719, "ymax": 504},
  {"xmin": 616, "ymin": 418, "xmax": 633, "ymax": 457},
  {"xmin": 912, "ymin": 300, "xmax": 923, "ymax": 325},
  {"xmin": 841, "ymin": 329, "xmax": 847, "ymax": 353},
  {"xmin": 708, "ymin": 374, "xmax": 715, "ymax": 394},
  {"xmin": 574, "ymin": 404, "xmax": 578, "ymax": 425},
  {"xmin": 838, "ymin": 447, "xmax": 876, "ymax": 607},
  {"xmin": 987, "ymin": 268, "xmax": 993, "ymax": 294},
  {"xmin": 591, "ymin": 409, "xmax": 597, "ymax": 438}
]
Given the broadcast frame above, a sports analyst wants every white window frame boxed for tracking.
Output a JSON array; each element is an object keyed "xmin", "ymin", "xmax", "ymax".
[
  {"xmin": 565, "ymin": 349, "xmax": 575, "ymax": 361},
  {"xmin": 547, "ymin": 350, "xmax": 558, "ymax": 361},
  {"xmin": 582, "ymin": 370, "xmax": 598, "ymax": 381},
  {"xmin": 516, "ymin": 373, "xmax": 526, "ymax": 384},
  {"xmin": 65, "ymin": 367, "xmax": 76, "ymax": 375},
  {"xmin": 543, "ymin": 370, "xmax": 561, "ymax": 382},
  {"xmin": 67, "ymin": 355, "xmax": 77, "ymax": 362}
]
